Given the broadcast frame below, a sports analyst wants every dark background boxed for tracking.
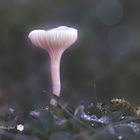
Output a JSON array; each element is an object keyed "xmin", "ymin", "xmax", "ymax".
[{"xmin": 0, "ymin": 0, "xmax": 140, "ymax": 113}]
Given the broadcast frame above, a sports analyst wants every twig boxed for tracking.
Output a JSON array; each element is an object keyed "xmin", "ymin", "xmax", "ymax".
[{"xmin": 40, "ymin": 88, "xmax": 94, "ymax": 131}]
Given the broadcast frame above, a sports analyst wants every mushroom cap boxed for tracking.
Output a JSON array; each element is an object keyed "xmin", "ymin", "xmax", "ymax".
[{"xmin": 28, "ymin": 26, "xmax": 78, "ymax": 54}]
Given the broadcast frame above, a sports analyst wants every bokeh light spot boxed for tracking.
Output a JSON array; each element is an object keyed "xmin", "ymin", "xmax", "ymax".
[
  {"xmin": 96, "ymin": 0, "xmax": 123, "ymax": 25},
  {"xmin": 108, "ymin": 26, "xmax": 134, "ymax": 54}
]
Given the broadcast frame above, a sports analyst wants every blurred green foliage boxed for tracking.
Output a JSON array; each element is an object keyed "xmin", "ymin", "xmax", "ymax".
[
  {"xmin": 0, "ymin": 99, "xmax": 140, "ymax": 140},
  {"xmin": 0, "ymin": 0, "xmax": 140, "ymax": 109}
]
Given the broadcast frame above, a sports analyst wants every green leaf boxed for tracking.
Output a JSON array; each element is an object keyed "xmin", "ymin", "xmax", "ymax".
[
  {"xmin": 49, "ymin": 132, "xmax": 73, "ymax": 140},
  {"xmin": 26, "ymin": 109, "xmax": 56, "ymax": 136}
]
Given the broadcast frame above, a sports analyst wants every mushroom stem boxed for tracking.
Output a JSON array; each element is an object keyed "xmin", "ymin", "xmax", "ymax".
[{"xmin": 50, "ymin": 52, "xmax": 62, "ymax": 106}]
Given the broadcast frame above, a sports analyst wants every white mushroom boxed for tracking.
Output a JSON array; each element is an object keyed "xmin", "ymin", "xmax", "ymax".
[{"xmin": 28, "ymin": 26, "xmax": 78, "ymax": 106}]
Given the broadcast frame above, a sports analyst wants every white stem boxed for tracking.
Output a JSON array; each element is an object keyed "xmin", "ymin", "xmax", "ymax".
[{"xmin": 50, "ymin": 52, "xmax": 62, "ymax": 106}]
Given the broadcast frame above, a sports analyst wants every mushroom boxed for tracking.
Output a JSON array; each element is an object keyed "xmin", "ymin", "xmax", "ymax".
[{"xmin": 28, "ymin": 26, "xmax": 78, "ymax": 106}]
